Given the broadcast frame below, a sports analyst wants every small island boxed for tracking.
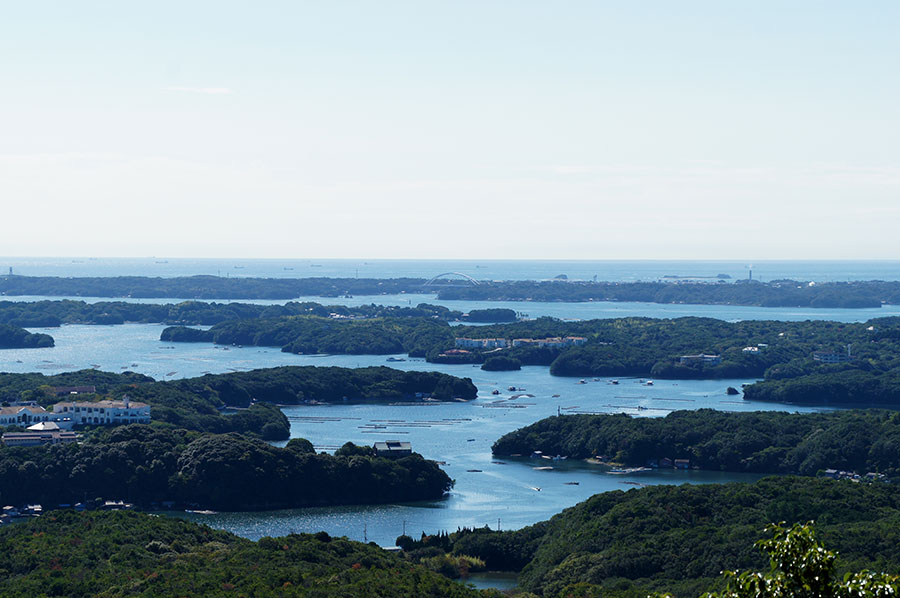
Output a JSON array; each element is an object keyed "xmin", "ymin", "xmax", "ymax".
[{"xmin": 0, "ymin": 323, "xmax": 53, "ymax": 349}]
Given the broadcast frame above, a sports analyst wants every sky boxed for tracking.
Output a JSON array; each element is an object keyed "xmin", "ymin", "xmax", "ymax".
[{"xmin": 2, "ymin": 1, "xmax": 899, "ymax": 260}]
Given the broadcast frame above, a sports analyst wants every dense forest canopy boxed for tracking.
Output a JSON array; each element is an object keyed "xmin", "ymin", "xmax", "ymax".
[
  {"xmin": 0, "ymin": 425, "xmax": 452, "ymax": 510},
  {"xmin": 492, "ymin": 409, "xmax": 900, "ymax": 476},
  {"xmin": 0, "ymin": 510, "xmax": 492, "ymax": 598},
  {"xmin": 422, "ymin": 477, "xmax": 900, "ymax": 597},
  {"xmin": 3, "ymin": 274, "xmax": 900, "ymax": 307}
]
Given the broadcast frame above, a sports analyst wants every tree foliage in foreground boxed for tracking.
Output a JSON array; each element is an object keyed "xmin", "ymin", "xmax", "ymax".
[
  {"xmin": 660, "ymin": 522, "xmax": 900, "ymax": 598},
  {"xmin": 439, "ymin": 477, "xmax": 900, "ymax": 597}
]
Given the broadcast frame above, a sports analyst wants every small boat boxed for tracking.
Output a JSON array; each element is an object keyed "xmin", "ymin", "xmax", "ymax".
[
  {"xmin": 466, "ymin": 469, "xmax": 482, "ymax": 473},
  {"xmin": 386, "ymin": 357, "xmax": 406, "ymax": 362},
  {"xmin": 564, "ymin": 481, "xmax": 580, "ymax": 485},
  {"xmin": 467, "ymin": 438, "xmax": 476, "ymax": 442},
  {"xmin": 531, "ymin": 486, "xmax": 542, "ymax": 491},
  {"xmin": 508, "ymin": 386, "xmax": 517, "ymax": 391},
  {"xmin": 645, "ymin": 381, "xmax": 654, "ymax": 386},
  {"xmin": 185, "ymin": 509, "xmax": 218, "ymax": 515},
  {"xmin": 611, "ymin": 380, "xmax": 619, "ymax": 385},
  {"xmin": 578, "ymin": 379, "xmax": 586, "ymax": 384},
  {"xmin": 491, "ymin": 389, "xmax": 500, "ymax": 395}
]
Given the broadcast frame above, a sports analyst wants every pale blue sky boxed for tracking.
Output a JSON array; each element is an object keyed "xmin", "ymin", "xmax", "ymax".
[{"xmin": 2, "ymin": 2, "xmax": 898, "ymax": 259}]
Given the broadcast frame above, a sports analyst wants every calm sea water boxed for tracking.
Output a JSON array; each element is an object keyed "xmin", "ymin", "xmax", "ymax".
[
  {"xmin": 3, "ymin": 257, "xmax": 900, "ymax": 282},
  {"xmin": 2, "ymin": 323, "xmax": 824, "ymax": 545}
]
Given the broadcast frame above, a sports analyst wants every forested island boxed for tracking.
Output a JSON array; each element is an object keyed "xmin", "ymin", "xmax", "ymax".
[
  {"xmin": 4, "ymin": 274, "xmax": 900, "ymax": 307},
  {"xmin": 0, "ymin": 298, "xmax": 516, "ymax": 327},
  {"xmin": 0, "ymin": 323, "xmax": 53, "ymax": 349},
  {"xmin": 0, "ymin": 426, "xmax": 452, "ymax": 510},
  {"xmin": 160, "ymin": 313, "xmax": 900, "ymax": 406},
  {"xmin": 0, "ymin": 366, "xmax": 477, "ymax": 439},
  {"xmin": 162, "ymin": 315, "xmax": 456, "ymax": 356},
  {"xmin": 0, "ymin": 510, "xmax": 491, "ymax": 598},
  {"xmin": 398, "ymin": 476, "xmax": 900, "ymax": 597},
  {"xmin": 492, "ymin": 409, "xmax": 900, "ymax": 476}
]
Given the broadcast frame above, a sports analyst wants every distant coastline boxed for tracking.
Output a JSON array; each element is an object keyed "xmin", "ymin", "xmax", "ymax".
[{"xmin": 2, "ymin": 275, "xmax": 899, "ymax": 308}]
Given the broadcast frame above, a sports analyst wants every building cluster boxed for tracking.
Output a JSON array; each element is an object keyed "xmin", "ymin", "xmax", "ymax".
[
  {"xmin": 820, "ymin": 469, "xmax": 887, "ymax": 483},
  {"xmin": 1, "ymin": 396, "xmax": 150, "ymax": 447},
  {"xmin": 454, "ymin": 336, "xmax": 587, "ymax": 350},
  {"xmin": 373, "ymin": 441, "xmax": 412, "ymax": 457},
  {"xmin": 1, "ymin": 422, "xmax": 77, "ymax": 447},
  {"xmin": 812, "ymin": 350, "xmax": 851, "ymax": 363},
  {"xmin": 742, "ymin": 344, "xmax": 768, "ymax": 354},
  {"xmin": 646, "ymin": 457, "xmax": 692, "ymax": 469},
  {"xmin": 678, "ymin": 354, "xmax": 722, "ymax": 366}
]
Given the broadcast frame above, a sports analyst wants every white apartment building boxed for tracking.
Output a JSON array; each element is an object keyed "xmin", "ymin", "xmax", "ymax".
[{"xmin": 52, "ymin": 396, "xmax": 151, "ymax": 426}]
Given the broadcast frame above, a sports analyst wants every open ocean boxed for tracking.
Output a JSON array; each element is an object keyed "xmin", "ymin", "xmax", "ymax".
[{"xmin": 2, "ymin": 257, "xmax": 900, "ymax": 282}]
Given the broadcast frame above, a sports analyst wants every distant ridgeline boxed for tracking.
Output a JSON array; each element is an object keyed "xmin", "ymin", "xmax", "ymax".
[
  {"xmin": 0, "ymin": 511, "xmax": 489, "ymax": 598},
  {"xmin": 492, "ymin": 409, "xmax": 900, "ymax": 477},
  {"xmin": 0, "ymin": 366, "xmax": 477, "ymax": 439},
  {"xmin": 0, "ymin": 426, "xmax": 452, "ymax": 510},
  {"xmin": 415, "ymin": 476, "xmax": 900, "ymax": 598},
  {"xmin": 0, "ymin": 299, "xmax": 516, "ymax": 327},
  {"xmin": 0, "ymin": 323, "xmax": 53, "ymax": 349},
  {"xmin": 2, "ymin": 274, "xmax": 899, "ymax": 307}
]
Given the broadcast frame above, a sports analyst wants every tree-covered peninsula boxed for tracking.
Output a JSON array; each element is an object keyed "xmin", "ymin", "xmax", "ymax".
[
  {"xmin": 162, "ymin": 315, "xmax": 456, "ymax": 356},
  {"xmin": 0, "ymin": 425, "xmax": 452, "ymax": 511},
  {"xmin": 0, "ymin": 510, "xmax": 492, "ymax": 598},
  {"xmin": 0, "ymin": 366, "xmax": 477, "ymax": 439},
  {"xmin": 6, "ymin": 274, "xmax": 900, "ymax": 307},
  {"xmin": 0, "ymin": 323, "xmax": 53, "ymax": 348},
  {"xmin": 492, "ymin": 409, "xmax": 900, "ymax": 476},
  {"xmin": 406, "ymin": 476, "xmax": 900, "ymax": 598},
  {"xmin": 0, "ymin": 298, "xmax": 518, "ymax": 327}
]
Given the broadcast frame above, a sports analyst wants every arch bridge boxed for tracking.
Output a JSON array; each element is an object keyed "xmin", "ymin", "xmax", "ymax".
[{"xmin": 422, "ymin": 272, "xmax": 481, "ymax": 287}]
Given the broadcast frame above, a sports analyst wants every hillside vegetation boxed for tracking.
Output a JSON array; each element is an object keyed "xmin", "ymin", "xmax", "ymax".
[
  {"xmin": 0, "ymin": 510, "xmax": 492, "ymax": 598},
  {"xmin": 433, "ymin": 477, "xmax": 900, "ymax": 597}
]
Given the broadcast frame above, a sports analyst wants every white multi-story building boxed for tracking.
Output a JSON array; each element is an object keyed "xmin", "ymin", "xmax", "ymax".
[
  {"xmin": 512, "ymin": 336, "xmax": 587, "ymax": 348},
  {"xmin": 455, "ymin": 337, "xmax": 510, "ymax": 349},
  {"xmin": 52, "ymin": 396, "xmax": 150, "ymax": 426},
  {"xmin": 679, "ymin": 354, "xmax": 723, "ymax": 366},
  {"xmin": 0, "ymin": 405, "xmax": 57, "ymax": 427}
]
